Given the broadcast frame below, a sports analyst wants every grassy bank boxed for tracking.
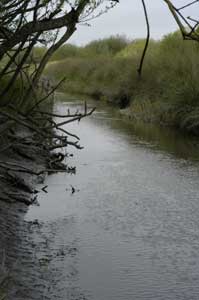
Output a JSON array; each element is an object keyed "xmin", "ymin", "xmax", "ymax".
[{"xmin": 44, "ymin": 33, "xmax": 199, "ymax": 134}]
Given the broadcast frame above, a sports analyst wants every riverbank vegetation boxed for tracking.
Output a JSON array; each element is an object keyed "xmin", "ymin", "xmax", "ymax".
[{"xmin": 45, "ymin": 32, "xmax": 199, "ymax": 134}]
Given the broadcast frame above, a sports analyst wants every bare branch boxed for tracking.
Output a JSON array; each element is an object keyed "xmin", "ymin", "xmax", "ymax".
[{"xmin": 137, "ymin": 0, "xmax": 150, "ymax": 77}]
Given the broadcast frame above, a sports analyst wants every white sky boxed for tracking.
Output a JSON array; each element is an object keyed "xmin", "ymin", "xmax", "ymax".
[{"xmin": 69, "ymin": 0, "xmax": 198, "ymax": 45}]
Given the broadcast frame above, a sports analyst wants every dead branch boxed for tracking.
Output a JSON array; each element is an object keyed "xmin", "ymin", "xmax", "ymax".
[
  {"xmin": 48, "ymin": 107, "xmax": 96, "ymax": 128},
  {"xmin": 34, "ymin": 110, "xmax": 83, "ymax": 118}
]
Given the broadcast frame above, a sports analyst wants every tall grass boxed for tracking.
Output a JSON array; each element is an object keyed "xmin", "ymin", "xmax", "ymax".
[
  {"xmin": 80, "ymin": 35, "xmax": 128, "ymax": 57},
  {"xmin": 45, "ymin": 33, "xmax": 199, "ymax": 133}
]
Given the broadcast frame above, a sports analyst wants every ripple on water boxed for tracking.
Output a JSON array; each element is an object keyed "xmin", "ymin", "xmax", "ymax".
[{"xmin": 2, "ymin": 98, "xmax": 199, "ymax": 299}]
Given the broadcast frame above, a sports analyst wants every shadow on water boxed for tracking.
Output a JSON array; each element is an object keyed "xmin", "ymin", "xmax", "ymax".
[{"xmin": 108, "ymin": 119, "xmax": 199, "ymax": 162}]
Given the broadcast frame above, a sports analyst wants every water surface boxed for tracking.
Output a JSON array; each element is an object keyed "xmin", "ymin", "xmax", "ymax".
[{"xmin": 4, "ymin": 93, "xmax": 199, "ymax": 299}]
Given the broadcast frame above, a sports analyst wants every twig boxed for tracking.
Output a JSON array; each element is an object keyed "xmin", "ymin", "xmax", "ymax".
[
  {"xmin": 34, "ymin": 110, "xmax": 83, "ymax": 118},
  {"xmin": 178, "ymin": 0, "xmax": 199, "ymax": 11},
  {"xmin": 50, "ymin": 107, "xmax": 95, "ymax": 128},
  {"xmin": 41, "ymin": 185, "xmax": 48, "ymax": 193},
  {"xmin": 27, "ymin": 77, "xmax": 66, "ymax": 115}
]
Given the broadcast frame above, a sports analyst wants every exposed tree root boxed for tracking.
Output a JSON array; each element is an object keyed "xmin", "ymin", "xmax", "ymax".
[{"xmin": 0, "ymin": 96, "xmax": 95, "ymax": 205}]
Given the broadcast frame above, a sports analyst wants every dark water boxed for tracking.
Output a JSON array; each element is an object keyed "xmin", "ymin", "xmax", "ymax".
[{"xmin": 2, "ymin": 93, "xmax": 199, "ymax": 299}]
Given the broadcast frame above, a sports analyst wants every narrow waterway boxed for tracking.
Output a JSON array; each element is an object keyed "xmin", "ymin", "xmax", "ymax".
[{"xmin": 2, "ymin": 93, "xmax": 199, "ymax": 300}]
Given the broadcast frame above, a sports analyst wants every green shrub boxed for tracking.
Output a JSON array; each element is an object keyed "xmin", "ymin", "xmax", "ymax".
[{"xmin": 50, "ymin": 44, "xmax": 79, "ymax": 61}]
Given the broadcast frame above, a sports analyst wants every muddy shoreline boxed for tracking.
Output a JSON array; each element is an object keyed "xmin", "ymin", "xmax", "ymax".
[
  {"xmin": 0, "ymin": 92, "xmax": 92, "ymax": 299},
  {"xmin": 0, "ymin": 127, "xmax": 50, "ymax": 299}
]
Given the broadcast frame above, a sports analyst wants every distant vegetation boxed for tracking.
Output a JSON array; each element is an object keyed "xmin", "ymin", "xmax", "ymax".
[{"xmin": 43, "ymin": 33, "xmax": 199, "ymax": 134}]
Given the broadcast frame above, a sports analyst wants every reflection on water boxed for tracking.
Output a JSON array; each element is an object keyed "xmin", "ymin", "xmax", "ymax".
[
  {"xmin": 111, "ymin": 119, "xmax": 199, "ymax": 162},
  {"xmin": 2, "ymin": 94, "xmax": 199, "ymax": 300}
]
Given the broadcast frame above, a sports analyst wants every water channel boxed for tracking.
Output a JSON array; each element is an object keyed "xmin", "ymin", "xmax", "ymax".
[{"xmin": 2, "ymin": 93, "xmax": 199, "ymax": 299}]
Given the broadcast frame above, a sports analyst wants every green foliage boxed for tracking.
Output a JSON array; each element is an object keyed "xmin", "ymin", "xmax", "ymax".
[
  {"xmin": 50, "ymin": 44, "xmax": 79, "ymax": 61},
  {"xmin": 32, "ymin": 46, "xmax": 47, "ymax": 63},
  {"xmin": 80, "ymin": 35, "xmax": 128, "ymax": 57},
  {"xmin": 45, "ymin": 32, "xmax": 199, "ymax": 133},
  {"xmin": 116, "ymin": 39, "xmax": 158, "ymax": 58},
  {"xmin": 47, "ymin": 36, "xmax": 128, "ymax": 62}
]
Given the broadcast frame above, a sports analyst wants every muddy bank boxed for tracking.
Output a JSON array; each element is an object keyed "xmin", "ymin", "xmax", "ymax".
[
  {"xmin": 0, "ymin": 128, "xmax": 47, "ymax": 299},
  {"xmin": 0, "ymin": 198, "xmax": 82, "ymax": 300},
  {"xmin": 0, "ymin": 108, "xmax": 86, "ymax": 299},
  {"xmin": 0, "ymin": 142, "xmax": 88, "ymax": 300}
]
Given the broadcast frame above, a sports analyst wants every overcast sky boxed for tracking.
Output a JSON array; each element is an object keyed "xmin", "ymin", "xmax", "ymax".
[{"xmin": 69, "ymin": 0, "xmax": 198, "ymax": 45}]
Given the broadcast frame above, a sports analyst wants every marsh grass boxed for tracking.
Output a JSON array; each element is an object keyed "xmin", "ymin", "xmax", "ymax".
[{"xmin": 45, "ymin": 32, "xmax": 199, "ymax": 133}]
